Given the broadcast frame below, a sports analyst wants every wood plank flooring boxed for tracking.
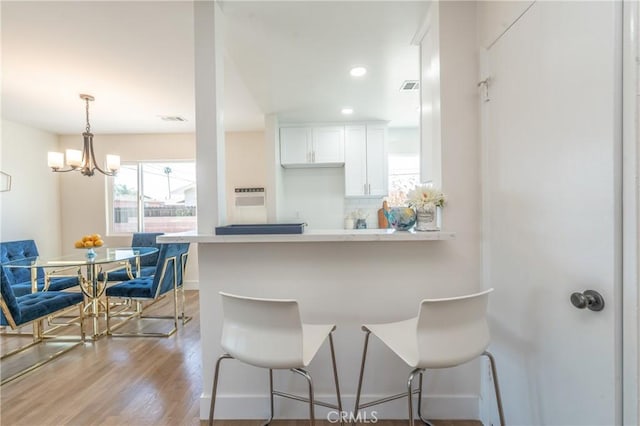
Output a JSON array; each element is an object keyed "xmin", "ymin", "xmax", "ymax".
[{"xmin": 0, "ymin": 291, "xmax": 481, "ymax": 426}]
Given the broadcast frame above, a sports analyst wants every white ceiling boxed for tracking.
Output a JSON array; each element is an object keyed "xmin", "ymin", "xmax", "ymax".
[
  {"xmin": 221, "ymin": 1, "xmax": 427, "ymax": 127},
  {"xmin": 1, "ymin": 1, "xmax": 428, "ymax": 135}
]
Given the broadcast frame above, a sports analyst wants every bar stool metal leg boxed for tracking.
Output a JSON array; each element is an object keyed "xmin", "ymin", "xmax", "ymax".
[
  {"xmin": 262, "ymin": 368, "xmax": 274, "ymax": 426},
  {"xmin": 483, "ymin": 351, "xmax": 506, "ymax": 426},
  {"xmin": 417, "ymin": 371, "xmax": 434, "ymax": 426},
  {"xmin": 354, "ymin": 327, "xmax": 372, "ymax": 416},
  {"xmin": 328, "ymin": 330, "xmax": 344, "ymax": 425},
  {"xmin": 209, "ymin": 353, "xmax": 233, "ymax": 426},
  {"xmin": 292, "ymin": 368, "xmax": 315, "ymax": 426},
  {"xmin": 407, "ymin": 368, "xmax": 421, "ymax": 426}
]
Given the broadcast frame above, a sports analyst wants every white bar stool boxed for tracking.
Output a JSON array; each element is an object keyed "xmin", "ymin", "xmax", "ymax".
[
  {"xmin": 354, "ymin": 288, "xmax": 505, "ymax": 426},
  {"xmin": 209, "ymin": 292, "xmax": 343, "ymax": 426}
]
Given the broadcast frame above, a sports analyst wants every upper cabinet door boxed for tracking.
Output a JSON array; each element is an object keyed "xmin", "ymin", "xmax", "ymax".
[
  {"xmin": 365, "ymin": 125, "xmax": 388, "ymax": 197},
  {"xmin": 344, "ymin": 125, "xmax": 367, "ymax": 196},
  {"xmin": 312, "ymin": 126, "xmax": 344, "ymax": 164},
  {"xmin": 280, "ymin": 127, "xmax": 312, "ymax": 165}
]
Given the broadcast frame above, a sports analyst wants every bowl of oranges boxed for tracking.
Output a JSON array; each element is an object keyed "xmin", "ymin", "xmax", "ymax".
[{"xmin": 75, "ymin": 234, "xmax": 105, "ymax": 259}]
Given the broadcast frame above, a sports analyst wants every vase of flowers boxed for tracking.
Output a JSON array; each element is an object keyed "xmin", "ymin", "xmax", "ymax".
[{"xmin": 407, "ymin": 184, "xmax": 446, "ymax": 231}]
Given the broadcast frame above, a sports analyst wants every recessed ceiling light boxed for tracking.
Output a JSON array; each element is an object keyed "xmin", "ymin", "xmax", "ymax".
[
  {"xmin": 341, "ymin": 108, "xmax": 354, "ymax": 115},
  {"xmin": 350, "ymin": 67, "xmax": 367, "ymax": 77}
]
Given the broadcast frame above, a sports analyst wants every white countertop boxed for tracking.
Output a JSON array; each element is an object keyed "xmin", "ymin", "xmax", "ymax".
[{"xmin": 157, "ymin": 228, "xmax": 455, "ymax": 243}]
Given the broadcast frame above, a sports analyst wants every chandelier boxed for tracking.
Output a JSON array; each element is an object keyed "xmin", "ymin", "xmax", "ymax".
[{"xmin": 47, "ymin": 94, "xmax": 120, "ymax": 176}]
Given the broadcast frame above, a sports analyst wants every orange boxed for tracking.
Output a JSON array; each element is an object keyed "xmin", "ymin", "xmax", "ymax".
[
  {"xmin": 91, "ymin": 233, "xmax": 101, "ymax": 241},
  {"xmin": 82, "ymin": 235, "xmax": 92, "ymax": 242},
  {"xmin": 84, "ymin": 240, "xmax": 94, "ymax": 248},
  {"xmin": 74, "ymin": 240, "xmax": 84, "ymax": 249},
  {"xmin": 94, "ymin": 239, "xmax": 104, "ymax": 247}
]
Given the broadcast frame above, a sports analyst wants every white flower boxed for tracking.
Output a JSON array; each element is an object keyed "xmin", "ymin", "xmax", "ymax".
[{"xmin": 406, "ymin": 184, "xmax": 446, "ymax": 209}]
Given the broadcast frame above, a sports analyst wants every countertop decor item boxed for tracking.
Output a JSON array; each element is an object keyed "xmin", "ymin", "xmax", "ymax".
[
  {"xmin": 377, "ymin": 200, "xmax": 389, "ymax": 229},
  {"xmin": 407, "ymin": 183, "xmax": 446, "ymax": 231},
  {"xmin": 352, "ymin": 209, "xmax": 369, "ymax": 229},
  {"xmin": 384, "ymin": 207, "xmax": 416, "ymax": 231}
]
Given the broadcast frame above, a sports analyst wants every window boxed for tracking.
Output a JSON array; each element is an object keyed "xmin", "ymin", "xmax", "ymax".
[
  {"xmin": 387, "ymin": 154, "xmax": 420, "ymax": 206},
  {"xmin": 109, "ymin": 161, "xmax": 197, "ymax": 234}
]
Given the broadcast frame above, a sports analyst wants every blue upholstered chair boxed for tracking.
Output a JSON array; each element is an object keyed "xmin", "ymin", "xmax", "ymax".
[
  {"xmin": 1, "ymin": 240, "xmax": 79, "ymax": 296},
  {"xmin": 1, "ymin": 263, "xmax": 85, "ymax": 384},
  {"xmin": 106, "ymin": 242, "xmax": 190, "ymax": 337},
  {"xmin": 101, "ymin": 232, "xmax": 164, "ymax": 282}
]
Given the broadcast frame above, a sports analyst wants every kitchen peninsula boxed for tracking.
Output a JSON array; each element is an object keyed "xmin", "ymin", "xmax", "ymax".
[
  {"xmin": 158, "ymin": 230, "xmax": 485, "ymax": 421},
  {"xmin": 187, "ymin": 0, "xmax": 481, "ymax": 420}
]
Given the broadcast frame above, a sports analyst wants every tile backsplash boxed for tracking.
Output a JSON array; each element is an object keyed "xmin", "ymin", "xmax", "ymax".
[{"xmin": 344, "ymin": 197, "xmax": 386, "ymax": 229}]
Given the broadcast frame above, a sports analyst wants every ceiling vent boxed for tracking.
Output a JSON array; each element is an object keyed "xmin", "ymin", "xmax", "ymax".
[
  {"xmin": 159, "ymin": 115, "xmax": 187, "ymax": 122},
  {"xmin": 399, "ymin": 80, "xmax": 420, "ymax": 91}
]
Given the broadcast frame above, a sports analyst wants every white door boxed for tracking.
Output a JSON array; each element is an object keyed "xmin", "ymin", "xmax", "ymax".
[{"xmin": 483, "ymin": 2, "xmax": 621, "ymax": 425}]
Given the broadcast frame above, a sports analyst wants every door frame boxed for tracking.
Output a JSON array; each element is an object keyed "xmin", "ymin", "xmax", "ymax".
[{"xmin": 622, "ymin": 1, "xmax": 639, "ymax": 424}]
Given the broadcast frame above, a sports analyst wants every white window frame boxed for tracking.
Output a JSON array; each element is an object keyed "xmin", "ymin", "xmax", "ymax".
[{"xmin": 106, "ymin": 160, "xmax": 197, "ymax": 236}]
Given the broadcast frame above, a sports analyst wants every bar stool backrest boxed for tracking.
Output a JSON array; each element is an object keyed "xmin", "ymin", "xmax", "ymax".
[
  {"xmin": 219, "ymin": 292, "xmax": 304, "ymax": 369},
  {"xmin": 415, "ymin": 288, "xmax": 493, "ymax": 368}
]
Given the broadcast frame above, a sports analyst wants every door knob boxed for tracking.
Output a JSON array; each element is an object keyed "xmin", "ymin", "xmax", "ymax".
[{"xmin": 570, "ymin": 290, "xmax": 605, "ymax": 312}]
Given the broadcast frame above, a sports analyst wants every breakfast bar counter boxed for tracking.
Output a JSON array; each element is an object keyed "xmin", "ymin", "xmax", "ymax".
[
  {"xmin": 158, "ymin": 229, "xmax": 455, "ymax": 244},
  {"xmin": 157, "ymin": 230, "xmax": 481, "ymax": 421}
]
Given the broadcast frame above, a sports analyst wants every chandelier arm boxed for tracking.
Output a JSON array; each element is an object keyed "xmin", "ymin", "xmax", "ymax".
[
  {"xmin": 87, "ymin": 133, "xmax": 116, "ymax": 177},
  {"xmin": 51, "ymin": 167, "xmax": 79, "ymax": 173},
  {"xmin": 93, "ymin": 163, "xmax": 117, "ymax": 177}
]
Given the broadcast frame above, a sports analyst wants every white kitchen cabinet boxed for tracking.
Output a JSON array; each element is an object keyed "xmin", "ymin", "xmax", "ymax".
[
  {"xmin": 344, "ymin": 124, "xmax": 388, "ymax": 197},
  {"xmin": 280, "ymin": 126, "xmax": 344, "ymax": 167}
]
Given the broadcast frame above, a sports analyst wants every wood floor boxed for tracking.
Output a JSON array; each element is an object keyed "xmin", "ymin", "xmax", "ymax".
[{"xmin": 0, "ymin": 291, "xmax": 481, "ymax": 426}]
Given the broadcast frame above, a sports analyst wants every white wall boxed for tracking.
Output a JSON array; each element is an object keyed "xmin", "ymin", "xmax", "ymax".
[
  {"xmin": 420, "ymin": 1, "xmax": 442, "ymax": 187},
  {"xmin": 57, "ymin": 132, "xmax": 199, "ymax": 285},
  {"xmin": 0, "ymin": 120, "xmax": 62, "ymax": 257},
  {"xmin": 281, "ymin": 167, "xmax": 345, "ymax": 228},
  {"xmin": 225, "ymin": 131, "xmax": 267, "ymax": 220}
]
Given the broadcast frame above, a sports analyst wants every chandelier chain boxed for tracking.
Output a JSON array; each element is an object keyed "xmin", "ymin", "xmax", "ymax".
[{"xmin": 85, "ymin": 97, "xmax": 91, "ymax": 133}]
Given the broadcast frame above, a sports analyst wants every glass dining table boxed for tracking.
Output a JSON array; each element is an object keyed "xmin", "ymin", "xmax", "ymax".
[{"xmin": 3, "ymin": 247, "xmax": 158, "ymax": 340}]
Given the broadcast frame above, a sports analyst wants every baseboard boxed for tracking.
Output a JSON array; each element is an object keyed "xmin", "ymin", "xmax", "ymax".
[
  {"xmin": 184, "ymin": 280, "xmax": 199, "ymax": 291},
  {"xmin": 200, "ymin": 393, "xmax": 479, "ymax": 421}
]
